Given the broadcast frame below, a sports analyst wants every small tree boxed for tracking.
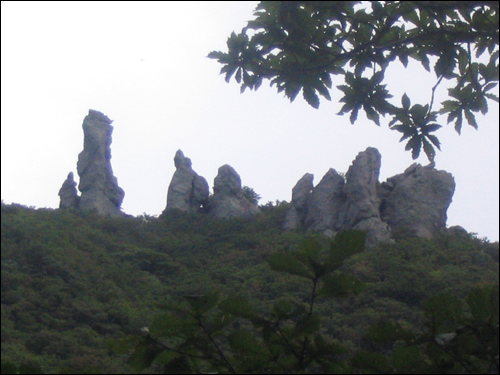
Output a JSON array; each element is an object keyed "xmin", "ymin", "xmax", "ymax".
[{"xmin": 242, "ymin": 185, "xmax": 261, "ymax": 205}]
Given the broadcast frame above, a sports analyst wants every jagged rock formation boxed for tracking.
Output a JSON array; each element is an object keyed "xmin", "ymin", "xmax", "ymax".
[
  {"xmin": 164, "ymin": 150, "xmax": 209, "ymax": 213},
  {"xmin": 66, "ymin": 109, "xmax": 125, "ymax": 216},
  {"xmin": 284, "ymin": 147, "xmax": 455, "ymax": 247},
  {"xmin": 379, "ymin": 162, "xmax": 456, "ymax": 239},
  {"xmin": 283, "ymin": 173, "xmax": 314, "ymax": 231},
  {"xmin": 208, "ymin": 164, "xmax": 261, "ymax": 219},
  {"xmin": 58, "ymin": 172, "xmax": 80, "ymax": 209}
]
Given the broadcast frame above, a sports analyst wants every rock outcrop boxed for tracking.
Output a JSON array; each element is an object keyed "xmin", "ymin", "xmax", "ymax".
[
  {"xmin": 304, "ymin": 169, "xmax": 345, "ymax": 235},
  {"xmin": 75, "ymin": 109, "xmax": 124, "ymax": 216},
  {"xmin": 284, "ymin": 147, "xmax": 454, "ymax": 247},
  {"xmin": 208, "ymin": 164, "xmax": 260, "ymax": 219},
  {"xmin": 379, "ymin": 162, "xmax": 455, "ymax": 239},
  {"xmin": 164, "ymin": 150, "xmax": 209, "ymax": 213},
  {"xmin": 283, "ymin": 173, "xmax": 314, "ymax": 231},
  {"xmin": 58, "ymin": 172, "xmax": 80, "ymax": 209}
]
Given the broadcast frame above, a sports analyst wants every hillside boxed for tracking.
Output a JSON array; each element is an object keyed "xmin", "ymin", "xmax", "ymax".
[{"xmin": 1, "ymin": 201, "xmax": 498, "ymax": 373}]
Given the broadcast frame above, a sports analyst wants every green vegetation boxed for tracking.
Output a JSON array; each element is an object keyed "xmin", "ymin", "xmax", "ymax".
[
  {"xmin": 1, "ymin": 201, "xmax": 498, "ymax": 373},
  {"xmin": 209, "ymin": 1, "xmax": 499, "ymax": 161}
]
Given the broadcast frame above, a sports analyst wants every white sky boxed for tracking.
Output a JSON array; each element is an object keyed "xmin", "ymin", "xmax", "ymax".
[{"xmin": 1, "ymin": 1, "xmax": 499, "ymax": 241}]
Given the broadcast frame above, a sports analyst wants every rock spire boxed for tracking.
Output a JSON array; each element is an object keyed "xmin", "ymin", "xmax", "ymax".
[{"xmin": 58, "ymin": 109, "xmax": 124, "ymax": 216}]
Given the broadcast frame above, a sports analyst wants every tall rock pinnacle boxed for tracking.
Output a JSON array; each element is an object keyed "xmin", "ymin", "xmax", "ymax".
[{"xmin": 75, "ymin": 109, "xmax": 124, "ymax": 216}]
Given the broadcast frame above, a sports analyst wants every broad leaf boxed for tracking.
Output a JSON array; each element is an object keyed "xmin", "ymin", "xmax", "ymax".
[
  {"xmin": 219, "ymin": 296, "xmax": 262, "ymax": 321},
  {"xmin": 317, "ymin": 273, "xmax": 364, "ymax": 298},
  {"xmin": 327, "ymin": 230, "xmax": 366, "ymax": 270},
  {"xmin": 466, "ymin": 286, "xmax": 499, "ymax": 325},
  {"xmin": 266, "ymin": 252, "xmax": 314, "ymax": 279},
  {"xmin": 183, "ymin": 290, "xmax": 220, "ymax": 316}
]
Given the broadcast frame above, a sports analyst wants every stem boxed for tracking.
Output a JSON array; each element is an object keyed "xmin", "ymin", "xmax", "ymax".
[
  {"xmin": 197, "ymin": 317, "xmax": 236, "ymax": 373},
  {"xmin": 427, "ymin": 75, "xmax": 444, "ymax": 117},
  {"xmin": 309, "ymin": 277, "xmax": 319, "ymax": 316}
]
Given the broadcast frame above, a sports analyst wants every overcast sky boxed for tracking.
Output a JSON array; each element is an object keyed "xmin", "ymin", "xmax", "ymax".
[{"xmin": 1, "ymin": 1, "xmax": 499, "ymax": 241}]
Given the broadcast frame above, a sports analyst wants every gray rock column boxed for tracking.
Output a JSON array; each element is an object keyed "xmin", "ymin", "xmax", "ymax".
[
  {"xmin": 165, "ymin": 150, "xmax": 209, "ymax": 213},
  {"xmin": 76, "ymin": 109, "xmax": 124, "ymax": 216}
]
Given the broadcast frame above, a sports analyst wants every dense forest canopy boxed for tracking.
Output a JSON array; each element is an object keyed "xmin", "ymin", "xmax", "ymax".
[{"xmin": 1, "ymin": 201, "xmax": 498, "ymax": 373}]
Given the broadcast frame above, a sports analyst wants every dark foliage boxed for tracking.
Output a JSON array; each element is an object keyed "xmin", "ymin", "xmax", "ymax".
[
  {"xmin": 209, "ymin": 1, "xmax": 499, "ymax": 161},
  {"xmin": 1, "ymin": 201, "xmax": 498, "ymax": 373}
]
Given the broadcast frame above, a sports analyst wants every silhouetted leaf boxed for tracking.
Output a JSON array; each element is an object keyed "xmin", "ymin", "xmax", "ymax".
[
  {"xmin": 317, "ymin": 273, "xmax": 364, "ymax": 298},
  {"xmin": 266, "ymin": 252, "xmax": 314, "ymax": 279},
  {"xmin": 466, "ymin": 286, "xmax": 499, "ymax": 325},
  {"xmin": 183, "ymin": 290, "xmax": 220, "ymax": 316}
]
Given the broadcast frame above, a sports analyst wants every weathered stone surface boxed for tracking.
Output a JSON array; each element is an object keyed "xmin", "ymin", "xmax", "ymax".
[
  {"xmin": 209, "ymin": 164, "xmax": 260, "ymax": 219},
  {"xmin": 342, "ymin": 147, "xmax": 383, "ymax": 227},
  {"xmin": 58, "ymin": 172, "xmax": 80, "ymax": 209},
  {"xmin": 165, "ymin": 150, "xmax": 209, "ymax": 213},
  {"xmin": 305, "ymin": 169, "xmax": 345, "ymax": 234},
  {"xmin": 76, "ymin": 109, "xmax": 124, "ymax": 216},
  {"xmin": 283, "ymin": 173, "xmax": 314, "ymax": 231},
  {"xmin": 380, "ymin": 162, "xmax": 455, "ymax": 238},
  {"xmin": 283, "ymin": 147, "xmax": 454, "ymax": 247}
]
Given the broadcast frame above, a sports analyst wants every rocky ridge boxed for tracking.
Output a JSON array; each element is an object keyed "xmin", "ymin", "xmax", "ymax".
[
  {"xmin": 58, "ymin": 111, "xmax": 458, "ymax": 246},
  {"xmin": 283, "ymin": 147, "xmax": 455, "ymax": 247}
]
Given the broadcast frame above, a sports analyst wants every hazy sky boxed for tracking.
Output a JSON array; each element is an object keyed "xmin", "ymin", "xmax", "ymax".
[{"xmin": 2, "ymin": 2, "xmax": 499, "ymax": 241}]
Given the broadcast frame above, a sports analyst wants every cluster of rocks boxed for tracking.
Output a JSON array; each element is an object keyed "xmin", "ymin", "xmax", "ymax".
[
  {"xmin": 283, "ymin": 147, "xmax": 455, "ymax": 247},
  {"xmin": 58, "ymin": 109, "xmax": 124, "ymax": 217},
  {"xmin": 163, "ymin": 150, "xmax": 260, "ymax": 219},
  {"xmin": 59, "ymin": 110, "xmax": 458, "ymax": 247}
]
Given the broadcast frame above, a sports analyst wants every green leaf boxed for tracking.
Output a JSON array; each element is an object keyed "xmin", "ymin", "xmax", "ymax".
[
  {"xmin": 351, "ymin": 351, "xmax": 391, "ymax": 373},
  {"xmin": 294, "ymin": 237, "xmax": 323, "ymax": 271},
  {"xmin": 427, "ymin": 134, "xmax": 441, "ymax": 150},
  {"xmin": 401, "ymin": 93, "xmax": 411, "ymax": 110},
  {"xmin": 149, "ymin": 313, "xmax": 197, "ymax": 338},
  {"xmin": 364, "ymin": 105, "xmax": 380, "ymax": 126},
  {"xmin": 228, "ymin": 330, "xmax": 264, "ymax": 354},
  {"xmin": 422, "ymin": 138, "xmax": 436, "ymax": 162},
  {"xmin": 292, "ymin": 312, "xmax": 321, "ymax": 337},
  {"xmin": 405, "ymin": 135, "xmax": 421, "ymax": 159},
  {"xmin": 453, "ymin": 111, "xmax": 463, "ymax": 134},
  {"xmin": 327, "ymin": 230, "xmax": 367, "ymax": 270},
  {"xmin": 272, "ymin": 299, "xmax": 306, "ymax": 320},
  {"xmin": 365, "ymin": 321, "xmax": 415, "ymax": 343},
  {"xmin": 464, "ymin": 110, "xmax": 478, "ymax": 129},
  {"xmin": 422, "ymin": 293, "xmax": 463, "ymax": 334},
  {"xmin": 163, "ymin": 355, "xmax": 192, "ymax": 374},
  {"xmin": 219, "ymin": 296, "xmax": 261, "ymax": 321},
  {"xmin": 314, "ymin": 334, "xmax": 347, "ymax": 355},
  {"xmin": 466, "ymin": 286, "xmax": 499, "ymax": 325},
  {"xmin": 127, "ymin": 340, "xmax": 164, "ymax": 372},
  {"xmin": 303, "ymin": 87, "xmax": 320, "ymax": 109},
  {"xmin": 317, "ymin": 273, "xmax": 364, "ymax": 298},
  {"xmin": 208, "ymin": 311, "xmax": 236, "ymax": 334},
  {"xmin": 391, "ymin": 345, "xmax": 427, "ymax": 373},
  {"xmin": 183, "ymin": 290, "xmax": 220, "ymax": 316},
  {"xmin": 266, "ymin": 252, "xmax": 315, "ymax": 279}
]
